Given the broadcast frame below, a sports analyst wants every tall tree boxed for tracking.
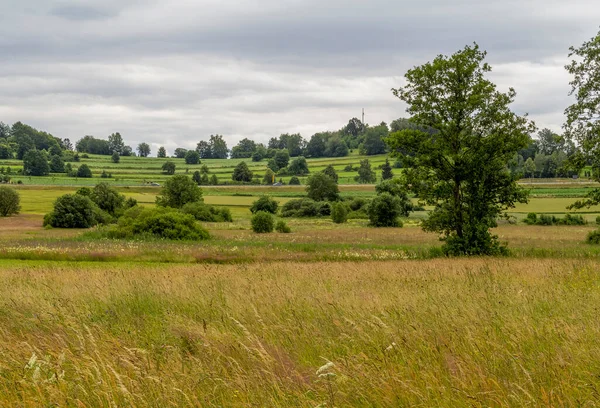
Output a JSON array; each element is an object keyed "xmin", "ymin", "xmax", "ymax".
[
  {"xmin": 230, "ymin": 138, "xmax": 257, "ymax": 159},
  {"xmin": 196, "ymin": 141, "xmax": 212, "ymax": 159},
  {"xmin": 387, "ymin": 44, "xmax": 535, "ymax": 255},
  {"xmin": 565, "ymin": 29, "xmax": 600, "ymax": 210},
  {"xmin": 381, "ymin": 158, "xmax": 393, "ymax": 180},
  {"xmin": 355, "ymin": 159, "xmax": 376, "ymax": 183},
  {"xmin": 174, "ymin": 148, "xmax": 188, "ymax": 158},
  {"xmin": 157, "ymin": 146, "xmax": 167, "ymax": 158},
  {"xmin": 360, "ymin": 124, "xmax": 388, "ymax": 155},
  {"xmin": 137, "ymin": 142, "xmax": 151, "ymax": 157},
  {"xmin": 108, "ymin": 132, "xmax": 125, "ymax": 155},
  {"xmin": 209, "ymin": 135, "xmax": 229, "ymax": 159},
  {"xmin": 232, "ymin": 161, "xmax": 253, "ymax": 182},
  {"xmin": 23, "ymin": 150, "xmax": 50, "ymax": 176}
]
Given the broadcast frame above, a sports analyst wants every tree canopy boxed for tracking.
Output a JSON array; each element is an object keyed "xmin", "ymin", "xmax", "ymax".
[{"xmin": 387, "ymin": 43, "xmax": 535, "ymax": 255}]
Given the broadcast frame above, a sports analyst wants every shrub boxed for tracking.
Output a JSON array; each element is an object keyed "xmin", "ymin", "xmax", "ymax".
[
  {"xmin": 76, "ymin": 164, "xmax": 93, "ymax": 178},
  {"xmin": 287, "ymin": 156, "xmax": 309, "ymax": 176},
  {"xmin": 281, "ymin": 198, "xmax": 331, "ymax": 218},
  {"xmin": 322, "ymin": 165, "xmax": 338, "ymax": 183},
  {"xmin": 181, "ymin": 202, "xmax": 233, "ymax": 222},
  {"xmin": 89, "ymin": 183, "xmax": 126, "ymax": 216},
  {"xmin": 596, "ymin": 216, "xmax": 600, "ymax": 225},
  {"xmin": 162, "ymin": 161, "xmax": 176, "ymax": 175},
  {"xmin": 112, "ymin": 152, "xmax": 120, "ymax": 163},
  {"xmin": 251, "ymin": 211, "xmax": 274, "ymax": 233},
  {"xmin": 44, "ymin": 194, "xmax": 99, "ymax": 228},
  {"xmin": 289, "ymin": 176, "xmax": 301, "ymax": 185},
  {"xmin": 107, "ymin": 207, "xmax": 210, "ymax": 240},
  {"xmin": 306, "ymin": 173, "xmax": 340, "ymax": 202},
  {"xmin": 347, "ymin": 197, "xmax": 369, "ymax": 211},
  {"xmin": 232, "ymin": 161, "xmax": 253, "ymax": 182},
  {"xmin": 23, "ymin": 150, "xmax": 49, "ymax": 176},
  {"xmin": 250, "ymin": 196, "xmax": 279, "ymax": 214},
  {"xmin": 275, "ymin": 220, "xmax": 291, "ymax": 233},
  {"xmin": 331, "ymin": 202, "xmax": 348, "ymax": 224},
  {"xmin": 524, "ymin": 212, "xmax": 586, "ymax": 226},
  {"xmin": 0, "ymin": 186, "xmax": 20, "ymax": 216},
  {"xmin": 156, "ymin": 175, "xmax": 203, "ymax": 208},
  {"xmin": 587, "ymin": 230, "xmax": 600, "ymax": 244},
  {"xmin": 367, "ymin": 193, "xmax": 404, "ymax": 227},
  {"xmin": 184, "ymin": 150, "xmax": 200, "ymax": 165}
]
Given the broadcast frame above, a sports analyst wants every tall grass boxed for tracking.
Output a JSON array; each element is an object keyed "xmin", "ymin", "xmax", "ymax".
[{"xmin": 1, "ymin": 259, "xmax": 600, "ymax": 406}]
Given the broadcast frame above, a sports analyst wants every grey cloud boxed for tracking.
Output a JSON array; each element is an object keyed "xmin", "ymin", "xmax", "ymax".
[{"xmin": 0, "ymin": 0, "xmax": 600, "ymax": 153}]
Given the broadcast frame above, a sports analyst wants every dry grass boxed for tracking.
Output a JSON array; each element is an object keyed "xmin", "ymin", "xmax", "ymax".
[{"xmin": 1, "ymin": 259, "xmax": 600, "ymax": 406}]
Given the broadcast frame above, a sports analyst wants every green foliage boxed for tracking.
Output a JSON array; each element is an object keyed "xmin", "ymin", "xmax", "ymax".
[
  {"xmin": 359, "ymin": 124, "xmax": 388, "ymax": 155},
  {"xmin": 274, "ymin": 150, "xmax": 290, "ymax": 169},
  {"xmin": 23, "ymin": 150, "xmax": 49, "ymax": 176},
  {"xmin": 76, "ymin": 164, "xmax": 93, "ymax": 178},
  {"xmin": 181, "ymin": 202, "xmax": 233, "ymax": 222},
  {"xmin": 331, "ymin": 202, "xmax": 348, "ymax": 224},
  {"xmin": 275, "ymin": 220, "xmax": 291, "ymax": 233},
  {"xmin": 76, "ymin": 135, "xmax": 110, "ymax": 155},
  {"xmin": 192, "ymin": 171, "xmax": 202, "ymax": 185},
  {"xmin": 322, "ymin": 164, "xmax": 338, "ymax": 183},
  {"xmin": 232, "ymin": 161, "xmax": 253, "ymax": 182},
  {"xmin": 596, "ymin": 215, "xmax": 600, "ymax": 225},
  {"xmin": 185, "ymin": 150, "xmax": 200, "ymax": 164},
  {"xmin": 289, "ymin": 176, "xmax": 301, "ymax": 185},
  {"xmin": 137, "ymin": 142, "xmax": 151, "ymax": 157},
  {"xmin": 157, "ymin": 146, "xmax": 167, "ymax": 158},
  {"xmin": 112, "ymin": 151, "xmax": 120, "ymax": 163},
  {"xmin": 251, "ymin": 211, "xmax": 274, "ymax": 233},
  {"xmin": 367, "ymin": 193, "xmax": 404, "ymax": 227},
  {"xmin": 281, "ymin": 198, "xmax": 331, "ymax": 218},
  {"xmin": 355, "ymin": 159, "xmax": 376, "ymax": 184},
  {"xmin": 44, "ymin": 194, "xmax": 99, "ymax": 228},
  {"xmin": 524, "ymin": 212, "xmax": 586, "ymax": 226},
  {"xmin": 587, "ymin": 229, "xmax": 600, "ymax": 244},
  {"xmin": 156, "ymin": 175, "xmax": 203, "ymax": 208},
  {"xmin": 0, "ymin": 144, "xmax": 12, "ymax": 159},
  {"xmin": 381, "ymin": 158, "xmax": 393, "ymax": 180},
  {"xmin": 287, "ymin": 156, "xmax": 309, "ymax": 176},
  {"xmin": 90, "ymin": 183, "xmax": 126, "ymax": 216},
  {"xmin": 375, "ymin": 179, "xmax": 413, "ymax": 216},
  {"xmin": 49, "ymin": 155, "xmax": 65, "ymax": 173},
  {"xmin": 263, "ymin": 168, "xmax": 275, "ymax": 185},
  {"xmin": 162, "ymin": 161, "xmax": 176, "ymax": 175},
  {"xmin": 388, "ymin": 44, "xmax": 534, "ymax": 255},
  {"xmin": 210, "ymin": 174, "xmax": 219, "ymax": 185},
  {"xmin": 174, "ymin": 148, "xmax": 187, "ymax": 158},
  {"xmin": 250, "ymin": 195, "xmax": 279, "ymax": 214},
  {"xmin": 106, "ymin": 207, "xmax": 210, "ymax": 240},
  {"xmin": 0, "ymin": 186, "xmax": 20, "ymax": 216},
  {"xmin": 306, "ymin": 172, "xmax": 340, "ymax": 202}
]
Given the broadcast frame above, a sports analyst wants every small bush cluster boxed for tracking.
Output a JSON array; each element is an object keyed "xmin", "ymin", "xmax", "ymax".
[
  {"xmin": 275, "ymin": 220, "xmax": 291, "ymax": 233},
  {"xmin": 181, "ymin": 202, "xmax": 233, "ymax": 222},
  {"xmin": 250, "ymin": 196, "xmax": 279, "ymax": 214},
  {"xmin": 104, "ymin": 207, "xmax": 210, "ymax": 240},
  {"xmin": 331, "ymin": 202, "xmax": 348, "ymax": 224},
  {"xmin": 251, "ymin": 211, "xmax": 275, "ymax": 233},
  {"xmin": 281, "ymin": 198, "xmax": 331, "ymax": 218},
  {"xmin": 524, "ymin": 213, "xmax": 586, "ymax": 226},
  {"xmin": 587, "ymin": 229, "xmax": 600, "ymax": 244}
]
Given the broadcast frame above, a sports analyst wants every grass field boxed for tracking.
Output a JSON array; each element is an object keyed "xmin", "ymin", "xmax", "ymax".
[{"xmin": 3, "ymin": 259, "xmax": 600, "ymax": 406}]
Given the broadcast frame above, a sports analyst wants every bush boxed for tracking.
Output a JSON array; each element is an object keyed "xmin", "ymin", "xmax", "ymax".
[
  {"xmin": 289, "ymin": 176, "xmax": 301, "ymax": 185},
  {"xmin": 275, "ymin": 220, "xmax": 291, "ymax": 233},
  {"xmin": 367, "ymin": 193, "xmax": 404, "ymax": 227},
  {"xmin": 524, "ymin": 212, "xmax": 586, "ymax": 226},
  {"xmin": 331, "ymin": 202, "xmax": 348, "ymax": 224},
  {"xmin": 250, "ymin": 195, "xmax": 279, "ymax": 214},
  {"xmin": 156, "ymin": 175, "xmax": 203, "ymax": 208},
  {"xmin": 106, "ymin": 207, "xmax": 210, "ymax": 240},
  {"xmin": 347, "ymin": 197, "xmax": 369, "ymax": 211},
  {"xmin": 232, "ymin": 161, "xmax": 253, "ymax": 182},
  {"xmin": 251, "ymin": 211, "xmax": 274, "ymax": 233},
  {"xmin": 89, "ymin": 183, "xmax": 126, "ymax": 216},
  {"xmin": 0, "ymin": 186, "xmax": 20, "ymax": 216},
  {"xmin": 23, "ymin": 150, "xmax": 49, "ymax": 176},
  {"xmin": 587, "ymin": 229, "xmax": 600, "ymax": 244},
  {"xmin": 181, "ymin": 202, "xmax": 233, "ymax": 222},
  {"xmin": 76, "ymin": 164, "xmax": 93, "ymax": 178},
  {"xmin": 306, "ymin": 173, "xmax": 340, "ymax": 202},
  {"xmin": 44, "ymin": 194, "xmax": 99, "ymax": 228},
  {"xmin": 162, "ymin": 161, "xmax": 176, "ymax": 175},
  {"xmin": 281, "ymin": 198, "xmax": 331, "ymax": 218}
]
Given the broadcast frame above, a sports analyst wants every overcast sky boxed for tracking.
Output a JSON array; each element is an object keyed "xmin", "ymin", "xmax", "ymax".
[{"xmin": 1, "ymin": 0, "xmax": 599, "ymax": 154}]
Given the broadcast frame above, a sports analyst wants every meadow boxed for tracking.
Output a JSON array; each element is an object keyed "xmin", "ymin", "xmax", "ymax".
[
  {"xmin": 3, "ymin": 153, "xmax": 600, "ymax": 405},
  {"xmin": 3, "ymin": 259, "xmax": 600, "ymax": 406}
]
